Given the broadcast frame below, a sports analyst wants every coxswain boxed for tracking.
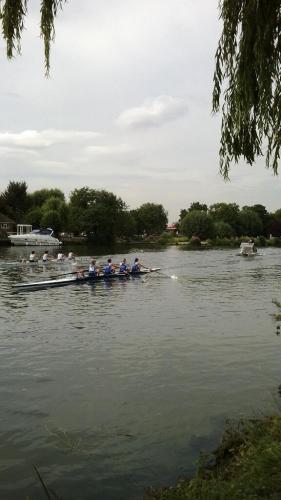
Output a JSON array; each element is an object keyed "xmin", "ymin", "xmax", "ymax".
[
  {"xmin": 119, "ymin": 258, "xmax": 129, "ymax": 274},
  {"xmin": 29, "ymin": 250, "xmax": 37, "ymax": 263},
  {"xmin": 103, "ymin": 258, "xmax": 115, "ymax": 274},
  {"xmin": 57, "ymin": 251, "xmax": 64, "ymax": 261},
  {"xmin": 131, "ymin": 257, "xmax": 141, "ymax": 273},
  {"xmin": 88, "ymin": 259, "xmax": 99, "ymax": 277}
]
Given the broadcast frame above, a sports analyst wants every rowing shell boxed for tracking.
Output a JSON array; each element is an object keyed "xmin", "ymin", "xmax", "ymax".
[{"xmin": 13, "ymin": 268, "xmax": 161, "ymax": 290}]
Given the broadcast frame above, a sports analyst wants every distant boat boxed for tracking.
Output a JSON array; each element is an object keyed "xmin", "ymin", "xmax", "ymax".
[
  {"xmin": 9, "ymin": 226, "xmax": 62, "ymax": 246},
  {"xmin": 238, "ymin": 242, "xmax": 257, "ymax": 256}
]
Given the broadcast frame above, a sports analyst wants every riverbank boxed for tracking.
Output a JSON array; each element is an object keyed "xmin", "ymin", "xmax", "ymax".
[{"xmin": 146, "ymin": 415, "xmax": 281, "ymax": 499}]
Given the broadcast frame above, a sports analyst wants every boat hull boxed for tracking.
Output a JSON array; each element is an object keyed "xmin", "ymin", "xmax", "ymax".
[
  {"xmin": 8, "ymin": 235, "xmax": 62, "ymax": 246},
  {"xmin": 13, "ymin": 268, "xmax": 161, "ymax": 290}
]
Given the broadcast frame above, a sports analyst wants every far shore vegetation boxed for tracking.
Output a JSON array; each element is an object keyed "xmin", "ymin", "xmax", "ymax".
[{"xmin": 1, "ymin": 182, "xmax": 281, "ymax": 248}]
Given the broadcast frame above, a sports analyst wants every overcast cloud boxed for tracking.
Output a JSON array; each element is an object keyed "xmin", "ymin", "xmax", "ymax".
[{"xmin": 0, "ymin": 0, "xmax": 280, "ymax": 221}]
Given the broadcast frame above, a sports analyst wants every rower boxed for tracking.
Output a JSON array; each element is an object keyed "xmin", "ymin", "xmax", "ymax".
[
  {"xmin": 67, "ymin": 251, "xmax": 75, "ymax": 260},
  {"xmin": 42, "ymin": 250, "xmax": 50, "ymax": 263},
  {"xmin": 57, "ymin": 251, "xmax": 65, "ymax": 261},
  {"xmin": 131, "ymin": 257, "xmax": 141, "ymax": 273},
  {"xmin": 88, "ymin": 259, "xmax": 99, "ymax": 277},
  {"xmin": 119, "ymin": 258, "xmax": 129, "ymax": 274},
  {"xmin": 103, "ymin": 258, "xmax": 115, "ymax": 274},
  {"xmin": 29, "ymin": 250, "xmax": 37, "ymax": 263}
]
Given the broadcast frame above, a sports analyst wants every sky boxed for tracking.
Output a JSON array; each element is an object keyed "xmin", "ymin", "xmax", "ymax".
[{"xmin": 0, "ymin": 0, "xmax": 280, "ymax": 222}]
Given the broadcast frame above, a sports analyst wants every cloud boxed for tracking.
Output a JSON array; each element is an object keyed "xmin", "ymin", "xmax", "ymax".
[
  {"xmin": 85, "ymin": 144, "xmax": 132, "ymax": 156},
  {"xmin": 0, "ymin": 129, "xmax": 100, "ymax": 149},
  {"xmin": 116, "ymin": 95, "xmax": 188, "ymax": 129}
]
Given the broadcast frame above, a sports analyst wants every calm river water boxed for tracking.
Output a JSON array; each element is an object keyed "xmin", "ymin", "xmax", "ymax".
[{"xmin": 1, "ymin": 245, "xmax": 281, "ymax": 499}]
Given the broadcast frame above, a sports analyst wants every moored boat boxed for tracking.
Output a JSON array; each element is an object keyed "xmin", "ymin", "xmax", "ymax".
[
  {"xmin": 9, "ymin": 227, "xmax": 62, "ymax": 246},
  {"xmin": 13, "ymin": 268, "xmax": 161, "ymax": 290}
]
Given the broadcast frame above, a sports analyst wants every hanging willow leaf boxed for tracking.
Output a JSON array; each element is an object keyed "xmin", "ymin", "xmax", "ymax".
[
  {"xmin": 213, "ymin": 0, "xmax": 281, "ymax": 178},
  {"xmin": 0, "ymin": 0, "xmax": 66, "ymax": 75}
]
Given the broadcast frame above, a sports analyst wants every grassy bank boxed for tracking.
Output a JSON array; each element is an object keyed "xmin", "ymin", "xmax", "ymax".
[{"xmin": 146, "ymin": 415, "xmax": 281, "ymax": 499}]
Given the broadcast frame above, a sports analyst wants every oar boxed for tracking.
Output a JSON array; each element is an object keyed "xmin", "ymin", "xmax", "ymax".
[
  {"xmin": 47, "ymin": 269, "xmax": 87, "ymax": 280},
  {"xmin": 141, "ymin": 261, "xmax": 178, "ymax": 280}
]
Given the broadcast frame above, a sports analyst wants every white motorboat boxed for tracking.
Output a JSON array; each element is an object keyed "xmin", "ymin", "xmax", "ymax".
[
  {"xmin": 9, "ymin": 227, "xmax": 62, "ymax": 246},
  {"xmin": 238, "ymin": 242, "xmax": 257, "ymax": 256}
]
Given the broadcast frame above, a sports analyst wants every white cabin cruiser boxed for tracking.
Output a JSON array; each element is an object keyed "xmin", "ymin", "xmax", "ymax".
[
  {"xmin": 238, "ymin": 242, "xmax": 257, "ymax": 256},
  {"xmin": 9, "ymin": 225, "xmax": 62, "ymax": 246}
]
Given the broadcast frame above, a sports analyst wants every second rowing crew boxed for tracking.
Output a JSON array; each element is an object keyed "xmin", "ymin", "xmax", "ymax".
[{"xmin": 22, "ymin": 252, "xmax": 145, "ymax": 274}]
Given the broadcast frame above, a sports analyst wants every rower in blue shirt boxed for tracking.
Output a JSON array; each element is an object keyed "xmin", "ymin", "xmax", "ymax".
[
  {"xmin": 103, "ymin": 258, "xmax": 115, "ymax": 274},
  {"xmin": 131, "ymin": 257, "xmax": 141, "ymax": 273},
  {"xmin": 119, "ymin": 258, "xmax": 129, "ymax": 274}
]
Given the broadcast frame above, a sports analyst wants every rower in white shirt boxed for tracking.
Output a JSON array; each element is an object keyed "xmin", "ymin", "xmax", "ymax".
[
  {"xmin": 29, "ymin": 250, "xmax": 37, "ymax": 263},
  {"xmin": 57, "ymin": 252, "xmax": 65, "ymax": 261}
]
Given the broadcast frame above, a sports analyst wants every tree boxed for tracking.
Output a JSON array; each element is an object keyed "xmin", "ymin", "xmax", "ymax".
[
  {"xmin": 188, "ymin": 202, "xmax": 208, "ymax": 212},
  {"xmin": 0, "ymin": 0, "xmax": 66, "ymax": 75},
  {"xmin": 213, "ymin": 1, "xmax": 281, "ymax": 177},
  {"xmin": 213, "ymin": 220, "xmax": 234, "ymax": 239},
  {"xmin": 69, "ymin": 187, "xmax": 127, "ymax": 243},
  {"xmin": 238, "ymin": 208, "xmax": 263, "ymax": 237},
  {"xmin": 180, "ymin": 210, "xmax": 214, "ymax": 240},
  {"xmin": 25, "ymin": 207, "xmax": 43, "ymax": 227},
  {"xmin": 242, "ymin": 204, "xmax": 269, "ymax": 236},
  {"xmin": 133, "ymin": 203, "xmax": 168, "ymax": 235},
  {"xmin": 209, "ymin": 203, "xmax": 240, "ymax": 235},
  {"xmin": 28, "ymin": 188, "xmax": 65, "ymax": 208},
  {"xmin": 40, "ymin": 209, "xmax": 62, "ymax": 233},
  {"xmin": 0, "ymin": 181, "xmax": 29, "ymax": 222}
]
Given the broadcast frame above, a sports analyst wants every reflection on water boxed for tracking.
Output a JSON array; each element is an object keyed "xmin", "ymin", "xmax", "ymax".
[{"xmin": 1, "ymin": 246, "xmax": 281, "ymax": 499}]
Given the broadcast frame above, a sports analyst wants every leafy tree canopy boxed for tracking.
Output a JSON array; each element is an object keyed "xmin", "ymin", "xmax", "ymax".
[
  {"xmin": 0, "ymin": 180, "xmax": 29, "ymax": 222},
  {"xmin": 180, "ymin": 210, "xmax": 214, "ymax": 240},
  {"xmin": 0, "ymin": 0, "xmax": 66, "ymax": 75},
  {"xmin": 69, "ymin": 187, "xmax": 126, "ymax": 243},
  {"xmin": 188, "ymin": 202, "xmax": 208, "ymax": 212},
  {"xmin": 213, "ymin": 0, "xmax": 281, "ymax": 177},
  {"xmin": 238, "ymin": 208, "xmax": 263, "ymax": 236},
  {"xmin": 133, "ymin": 203, "xmax": 168, "ymax": 235},
  {"xmin": 28, "ymin": 188, "xmax": 65, "ymax": 207}
]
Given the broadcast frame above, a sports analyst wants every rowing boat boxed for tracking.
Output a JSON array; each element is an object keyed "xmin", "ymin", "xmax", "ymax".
[{"xmin": 13, "ymin": 268, "xmax": 161, "ymax": 290}]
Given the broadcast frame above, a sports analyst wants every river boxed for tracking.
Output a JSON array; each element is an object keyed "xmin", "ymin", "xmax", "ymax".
[{"xmin": 0, "ymin": 245, "xmax": 281, "ymax": 499}]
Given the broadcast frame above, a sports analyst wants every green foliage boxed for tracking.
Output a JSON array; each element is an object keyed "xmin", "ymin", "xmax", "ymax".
[
  {"xmin": 115, "ymin": 211, "xmax": 137, "ymax": 239},
  {"xmin": 238, "ymin": 208, "xmax": 263, "ymax": 236},
  {"xmin": 188, "ymin": 201, "xmax": 208, "ymax": 212},
  {"xmin": 0, "ymin": 180, "xmax": 29, "ymax": 222},
  {"xmin": 213, "ymin": 220, "xmax": 234, "ymax": 239},
  {"xmin": 180, "ymin": 210, "xmax": 214, "ymax": 240},
  {"xmin": 0, "ymin": 0, "xmax": 66, "ymax": 75},
  {"xmin": 133, "ymin": 203, "xmax": 168, "ymax": 235},
  {"xmin": 69, "ymin": 187, "xmax": 126, "ymax": 243},
  {"xmin": 40, "ymin": 209, "xmax": 61, "ymax": 233},
  {"xmin": 28, "ymin": 188, "xmax": 65, "ymax": 208},
  {"xmin": 209, "ymin": 202, "xmax": 240, "ymax": 235},
  {"xmin": 213, "ymin": 1, "xmax": 281, "ymax": 177},
  {"xmin": 25, "ymin": 207, "xmax": 43, "ymax": 227}
]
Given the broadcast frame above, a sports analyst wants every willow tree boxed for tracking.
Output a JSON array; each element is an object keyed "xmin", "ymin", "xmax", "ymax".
[
  {"xmin": 213, "ymin": 0, "xmax": 281, "ymax": 178},
  {"xmin": 0, "ymin": 0, "xmax": 65, "ymax": 75}
]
